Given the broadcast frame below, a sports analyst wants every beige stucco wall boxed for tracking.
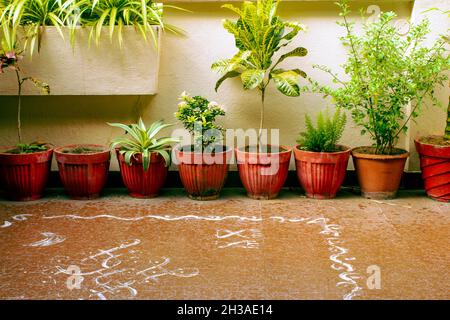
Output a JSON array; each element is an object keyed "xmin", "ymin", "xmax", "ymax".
[{"xmin": 0, "ymin": 0, "xmax": 448, "ymax": 172}]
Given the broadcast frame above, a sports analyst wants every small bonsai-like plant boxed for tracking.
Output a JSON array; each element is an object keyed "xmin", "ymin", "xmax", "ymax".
[
  {"xmin": 297, "ymin": 108, "xmax": 346, "ymax": 153},
  {"xmin": 1, "ymin": 17, "xmax": 50, "ymax": 153},
  {"xmin": 174, "ymin": 91, "xmax": 225, "ymax": 152},
  {"xmin": 211, "ymin": 0, "xmax": 308, "ymax": 148},
  {"xmin": 311, "ymin": 0, "xmax": 449, "ymax": 155},
  {"xmin": 108, "ymin": 118, "xmax": 179, "ymax": 170}
]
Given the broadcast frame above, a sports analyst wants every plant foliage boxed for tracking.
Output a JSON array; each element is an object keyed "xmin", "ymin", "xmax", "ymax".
[
  {"xmin": 297, "ymin": 108, "xmax": 346, "ymax": 153},
  {"xmin": 108, "ymin": 118, "xmax": 179, "ymax": 170},
  {"xmin": 310, "ymin": 0, "xmax": 449, "ymax": 155},
  {"xmin": 1, "ymin": 16, "xmax": 50, "ymax": 152},
  {"xmin": 0, "ymin": 0, "xmax": 183, "ymax": 50},
  {"xmin": 211, "ymin": 0, "xmax": 308, "ymax": 145},
  {"xmin": 175, "ymin": 91, "xmax": 226, "ymax": 151}
]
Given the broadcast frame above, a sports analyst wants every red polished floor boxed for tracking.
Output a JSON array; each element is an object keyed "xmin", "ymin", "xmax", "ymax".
[{"xmin": 0, "ymin": 188, "xmax": 449, "ymax": 300}]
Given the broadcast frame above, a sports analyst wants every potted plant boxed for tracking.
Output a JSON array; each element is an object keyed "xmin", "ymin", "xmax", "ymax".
[
  {"xmin": 0, "ymin": 0, "xmax": 184, "ymax": 95},
  {"xmin": 0, "ymin": 18, "xmax": 51, "ymax": 201},
  {"xmin": 108, "ymin": 118, "xmax": 179, "ymax": 198},
  {"xmin": 312, "ymin": 0, "xmax": 449, "ymax": 199},
  {"xmin": 294, "ymin": 108, "xmax": 350, "ymax": 199},
  {"xmin": 211, "ymin": 0, "xmax": 308, "ymax": 199},
  {"xmin": 415, "ymin": 99, "xmax": 450, "ymax": 202},
  {"xmin": 54, "ymin": 145, "xmax": 111, "ymax": 200},
  {"xmin": 174, "ymin": 91, "xmax": 231, "ymax": 200}
]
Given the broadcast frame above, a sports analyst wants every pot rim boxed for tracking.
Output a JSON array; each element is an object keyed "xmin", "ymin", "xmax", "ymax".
[
  {"xmin": 414, "ymin": 136, "xmax": 450, "ymax": 149},
  {"xmin": 294, "ymin": 144, "xmax": 351, "ymax": 155},
  {"xmin": 175, "ymin": 144, "xmax": 232, "ymax": 155},
  {"xmin": 235, "ymin": 145, "xmax": 292, "ymax": 155},
  {"xmin": 0, "ymin": 146, "xmax": 53, "ymax": 156},
  {"xmin": 54, "ymin": 144, "xmax": 110, "ymax": 156},
  {"xmin": 351, "ymin": 146, "xmax": 409, "ymax": 160}
]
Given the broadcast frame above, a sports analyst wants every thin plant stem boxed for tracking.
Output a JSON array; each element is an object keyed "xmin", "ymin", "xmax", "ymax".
[
  {"xmin": 258, "ymin": 87, "xmax": 265, "ymax": 151},
  {"xmin": 15, "ymin": 69, "xmax": 22, "ymax": 144}
]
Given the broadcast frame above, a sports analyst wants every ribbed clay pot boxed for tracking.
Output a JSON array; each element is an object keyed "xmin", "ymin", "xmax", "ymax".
[
  {"xmin": 55, "ymin": 144, "xmax": 110, "ymax": 200},
  {"xmin": 0, "ymin": 147, "xmax": 53, "ymax": 201},
  {"xmin": 351, "ymin": 147, "xmax": 409, "ymax": 199},
  {"xmin": 235, "ymin": 145, "xmax": 291, "ymax": 200},
  {"xmin": 116, "ymin": 149, "xmax": 168, "ymax": 198},
  {"xmin": 294, "ymin": 145, "xmax": 351, "ymax": 199},
  {"xmin": 175, "ymin": 146, "xmax": 232, "ymax": 200},
  {"xmin": 415, "ymin": 136, "xmax": 450, "ymax": 202}
]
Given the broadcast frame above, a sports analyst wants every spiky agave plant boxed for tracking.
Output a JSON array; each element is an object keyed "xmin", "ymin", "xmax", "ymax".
[
  {"xmin": 211, "ymin": 0, "xmax": 308, "ymax": 148},
  {"xmin": 108, "ymin": 118, "xmax": 179, "ymax": 171}
]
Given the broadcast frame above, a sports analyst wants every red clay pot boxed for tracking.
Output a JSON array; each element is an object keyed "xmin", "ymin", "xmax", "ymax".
[
  {"xmin": 351, "ymin": 147, "xmax": 409, "ymax": 200},
  {"xmin": 294, "ymin": 145, "xmax": 351, "ymax": 199},
  {"xmin": 116, "ymin": 149, "xmax": 168, "ymax": 198},
  {"xmin": 235, "ymin": 145, "xmax": 291, "ymax": 200},
  {"xmin": 55, "ymin": 144, "xmax": 110, "ymax": 200},
  {"xmin": 175, "ymin": 146, "xmax": 232, "ymax": 200},
  {"xmin": 0, "ymin": 147, "xmax": 53, "ymax": 201},
  {"xmin": 415, "ymin": 137, "xmax": 450, "ymax": 202}
]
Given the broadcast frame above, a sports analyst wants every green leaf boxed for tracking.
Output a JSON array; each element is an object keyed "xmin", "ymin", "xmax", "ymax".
[
  {"xmin": 275, "ymin": 47, "xmax": 308, "ymax": 66},
  {"xmin": 215, "ymin": 70, "xmax": 241, "ymax": 92},
  {"xmin": 241, "ymin": 69, "xmax": 265, "ymax": 90},
  {"xmin": 271, "ymin": 70, "xmax": 300, "ymax": 96}
]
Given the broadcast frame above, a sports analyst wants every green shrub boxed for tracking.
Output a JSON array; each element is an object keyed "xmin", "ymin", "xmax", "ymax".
[
  {"xmin": 174, "ymin": 91, "xmax": 225, "ymax": 151},
  {"xmin": 297, "ymin": 108, "xmax": 346, "ymax": 153},
  {"xmin": 311, "ymin": 0, "xmax": 449, "ymax": 155}
]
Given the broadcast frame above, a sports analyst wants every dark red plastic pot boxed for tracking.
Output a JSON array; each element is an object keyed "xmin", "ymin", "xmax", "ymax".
[
  {"xmin": 0, "ymin": 147, "xmax": 53, "ymax": 201},
  {"xmin": 294, "ymin": 145, "xmax": 351, "ymax": 199},
  {"xmin": 415, "ymin": 137, "xmax": 450, "ymax": 202},
  {"xmin": 116, "ymin": 149, "xmax": 168, "ymax": 198},
  {"xmin": 175, "ymin": 146, "xmax": 232, "ymax": 200},
  {"xmin": 235, "ymin": 145, "xmax": 291, "ymax": 200},
  {"xmin": 55, "ymin": 144, "xmax": 110, "ymax": 200}
]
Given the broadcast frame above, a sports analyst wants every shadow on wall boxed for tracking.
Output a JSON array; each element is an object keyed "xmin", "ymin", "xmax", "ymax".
[{"xmin": 0, "ymin": 95, "xmax": 156, "ymax": 147}]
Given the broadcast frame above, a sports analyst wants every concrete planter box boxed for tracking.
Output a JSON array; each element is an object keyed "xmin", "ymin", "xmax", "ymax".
[{"xmin": 0, "ymin": 26, "xmax": 161, "ymax": 95}]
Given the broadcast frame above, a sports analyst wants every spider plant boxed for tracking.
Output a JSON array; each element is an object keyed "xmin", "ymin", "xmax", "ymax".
[
  {"xmin": 77, "ymin": 0, "xmax": 184, "ymax": 47},
  {"xmin": 0, "ymin": 0, "xmax": 72, "ymax": 54},
  {"xmin": 108, "ymin": 118, "xmax": 179, "ymax": 171}
]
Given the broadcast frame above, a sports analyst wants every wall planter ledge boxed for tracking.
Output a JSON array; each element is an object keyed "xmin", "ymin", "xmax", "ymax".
[{"xmin": 0, "ymin": 27, "xmax": 161, "ymax": 96}]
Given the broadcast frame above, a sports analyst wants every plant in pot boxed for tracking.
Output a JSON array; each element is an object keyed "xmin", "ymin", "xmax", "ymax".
[
  {"xmin": 54, "ymin": 144, "xmax": 111, "ymax": 200},
  {"xmin": 415, "ymin": 9, "xmax": 450, "ymax": 202},
  {"xmin": 0, "ymin": 18, "xmax": 52, "ymax": 201},
  {"xmin": 294, "ymin": 108, "xmax": 350, "ymax": 199},
  {"xmin": 311, "ymin": 0, "xmax": 449, "ymax": 199},
  {"xmin": 211, "ymin": 0, "xmax": 308, "ymax": 199},
  {"xmin": 174, "ymin": 91, "xmax": 231, "ymax": 200},
  {"xmin": 108, "ymin": 118, "xmax": 179, "ymax": 198}
]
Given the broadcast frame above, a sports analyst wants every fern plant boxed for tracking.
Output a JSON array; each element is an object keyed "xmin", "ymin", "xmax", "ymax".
[
  {"xmin": 297, "ymin": 108, "xmax": 346, "ymax": 153},
  {"xmin": 108, "ymin": 118, "xmax": 179, "ymax": 171},
  {"xmin": 211, "ymin": 0, "xmax": 308, "ymax": 147}
]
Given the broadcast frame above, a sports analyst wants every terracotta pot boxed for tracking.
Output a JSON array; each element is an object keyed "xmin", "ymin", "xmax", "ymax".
[
  {"xmin": 415, "ymin": 137, "xmax": 450, "ymax": 202},
  {"xmin": 235, "ymin": 145, "xmax": 291, "ymax": 200},
  {"xmin": 55, "ymin": 144, "xmax": 110, "ymax": 200},
  {"xmin": 116, "ymin": 149, "xmax": 168, "ymax": 198},
  {"xmin": 294, "ymin": 145, "xmax": 351, "ymax": 199},
  {"xmin": 351, "ymin": 147, "xmax": 409, "ymax": 199},
  {"xmin": 175, "ymin": 146, "xmax": 232, "ymax": 200},
  {"xmin": 0, "ymin": 147, "xmax": 53, "ymax": 201}
]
